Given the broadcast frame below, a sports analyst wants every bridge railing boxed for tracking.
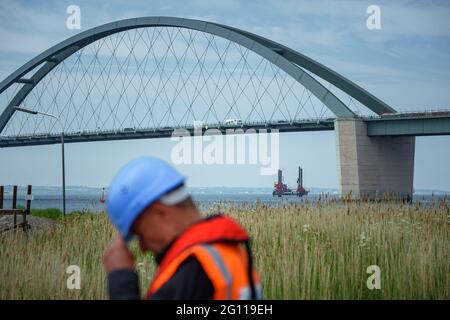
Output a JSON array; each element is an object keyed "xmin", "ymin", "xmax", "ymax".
[
  {"xmin": 363, "ymin": 108, "xmax": 450, "ymax": 120},
  {"xmin": 0, "ymin": 117, "xmax": 336, "ymax": 141}
]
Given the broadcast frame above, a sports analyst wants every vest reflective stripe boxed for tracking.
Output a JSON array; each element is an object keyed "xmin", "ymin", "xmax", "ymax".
[{"xmin": 202, "ymin": 244, "xmax": 232, "ymax": 299}]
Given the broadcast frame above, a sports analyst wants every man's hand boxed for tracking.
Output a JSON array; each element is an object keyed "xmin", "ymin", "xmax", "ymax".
[{"xmin": 103, "ymin": 236, "xmax": 135, "ymax": 274}]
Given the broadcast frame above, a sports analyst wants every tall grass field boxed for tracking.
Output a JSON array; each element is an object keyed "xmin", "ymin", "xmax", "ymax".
[{"xmin": 1, "ymin": 199, "xmax": 449, "ymax": 299}]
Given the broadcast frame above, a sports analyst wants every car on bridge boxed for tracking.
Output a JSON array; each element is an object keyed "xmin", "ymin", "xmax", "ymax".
[{"xmin": 223, "ymin": 119, "xmax": 242, "ymax": 126}]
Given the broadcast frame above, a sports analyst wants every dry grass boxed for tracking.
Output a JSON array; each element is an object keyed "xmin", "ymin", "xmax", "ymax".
[{"xmin": 0, "ymin": 199, "xmax": 449, "ymax": 299}]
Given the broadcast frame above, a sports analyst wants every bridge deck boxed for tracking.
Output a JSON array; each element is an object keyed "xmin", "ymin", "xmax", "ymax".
[
  {"xmin": 366, "ymin": 112, "xmax": 450, "ymax": 137},
  {"xmin": 2, "ymin": 112, "xmax": 450, "ymax": 148},
  {"xmin": 0, "ymin": 119, "xmax": 335, "ymax": 148}
]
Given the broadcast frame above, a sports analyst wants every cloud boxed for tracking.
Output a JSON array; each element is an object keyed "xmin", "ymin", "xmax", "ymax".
[{"xmin": 1, "ymin": 0, "xmax": 449, "ymax": 105}]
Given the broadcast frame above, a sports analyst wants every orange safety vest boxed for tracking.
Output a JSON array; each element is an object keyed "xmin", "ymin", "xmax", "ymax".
[{"xmin": 146, "ymin": 215, "xmax": 262, "ymax": 300}]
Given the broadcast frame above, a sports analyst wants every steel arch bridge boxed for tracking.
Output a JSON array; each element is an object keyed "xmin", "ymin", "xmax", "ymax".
[{"xmin": 0, "ymin": 16, "xmax": 397, "ymax": 147}]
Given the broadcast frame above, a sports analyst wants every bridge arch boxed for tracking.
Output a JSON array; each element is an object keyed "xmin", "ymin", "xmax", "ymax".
[{"xmin": 0, "ymin": 16, "xmax": 396, "ymax": 135}]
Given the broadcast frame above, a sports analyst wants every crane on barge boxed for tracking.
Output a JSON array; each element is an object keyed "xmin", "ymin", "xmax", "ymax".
[{"xmin": 273, "ymin": 166, "xmax": 309, "ymax": 197}]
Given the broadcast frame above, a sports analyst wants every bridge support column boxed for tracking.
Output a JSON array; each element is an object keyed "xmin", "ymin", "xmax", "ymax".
[{"xmin": 335, "ymin": 118, "xmax": 415, "ymax": 199}]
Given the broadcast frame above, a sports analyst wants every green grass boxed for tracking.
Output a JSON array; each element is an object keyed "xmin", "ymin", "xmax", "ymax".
[
  {"xmin": 30, "ymin": 208, "xmax": 63, "ymax": 220},
  {"xmin": 0, "ymin": 200, "xmax": 449, "ymax": 299}
]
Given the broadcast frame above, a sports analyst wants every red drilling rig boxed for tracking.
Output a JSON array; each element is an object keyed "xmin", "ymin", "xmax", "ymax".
[{"xmin": 273, "ymin": 167, "xmax": 309, "ymax": 197}]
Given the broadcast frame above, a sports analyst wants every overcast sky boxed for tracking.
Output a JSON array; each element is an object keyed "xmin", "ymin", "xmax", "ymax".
[{"xmin": 1, "ymin": 0, "xmax": 450, "ymax": 190}]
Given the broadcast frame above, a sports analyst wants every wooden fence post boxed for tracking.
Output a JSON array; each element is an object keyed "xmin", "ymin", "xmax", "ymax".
[
  {"xmin": 24, "ymin": 185, "xmax": 32, "ymax": 232},
  {"xmin": 0, "ymin": 185, "xmax": 3, "ymax": 209},
  {"xmin": 0, "ymin": 185, "xmax": 32, "ymax": 234},
  {"xmin": 12, "ymin": 185, "xmax": 17, "ymax": 230}
]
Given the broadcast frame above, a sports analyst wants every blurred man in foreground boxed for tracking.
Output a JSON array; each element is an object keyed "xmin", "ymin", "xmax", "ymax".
[{"xmin": 103, "ymin": 157, "xmax": 262, "ymax": 299}]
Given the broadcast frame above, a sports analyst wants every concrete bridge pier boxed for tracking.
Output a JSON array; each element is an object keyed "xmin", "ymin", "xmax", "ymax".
[{"xmin": 335, "ymin": 118, "xmax": 415, "ymax": 200}]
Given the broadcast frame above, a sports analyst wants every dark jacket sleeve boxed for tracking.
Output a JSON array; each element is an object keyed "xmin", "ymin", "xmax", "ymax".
[
  {"xmin": 107, "ymin": 269, "xmax": 141, "ymax": 300},
  {"xmin": 107, "ymin": 256, "xmax": 214, "ymax": 300}
]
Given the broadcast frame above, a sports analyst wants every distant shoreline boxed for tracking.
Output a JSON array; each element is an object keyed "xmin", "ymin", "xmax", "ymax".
[{"xmin": 2, "ymin": 185, "xmax": 450, "ymax": 195}]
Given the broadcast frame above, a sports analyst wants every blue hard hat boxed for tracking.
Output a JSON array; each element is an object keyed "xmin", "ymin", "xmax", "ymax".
[{"xmin": 106, "ymin": 157, "xmax": 185, "ymax": 241}]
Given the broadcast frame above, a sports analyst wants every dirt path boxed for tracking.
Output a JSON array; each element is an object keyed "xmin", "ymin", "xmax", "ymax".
[{"xmin": 0, "ymin": 215, "xmax": 57, "ymax": 233}]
